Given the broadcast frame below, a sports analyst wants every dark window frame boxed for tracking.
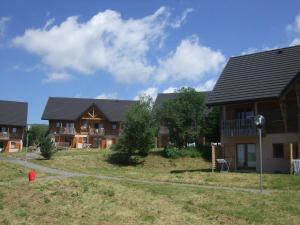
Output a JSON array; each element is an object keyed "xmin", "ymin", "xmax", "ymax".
[{"xmin": 273, "ymin": 143, "xmax": 284, "ymax": 158}]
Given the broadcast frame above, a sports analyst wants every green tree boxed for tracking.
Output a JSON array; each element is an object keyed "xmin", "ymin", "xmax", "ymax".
[
  {"xmin": 24, "ymin": 124, "xmax": 49, "ymax": 147},
  {"xmin": 156, "ymin": 87, "xmax": 207, "ymax": 148},
  {"xmin": 203, "ymin": 106, "xmax": 221, "ymax": 143},
  {"xmin": 39, "ymin": 135, "xmax": 56, "ymax": 160},
  {"xmin": 114, "ymin": 96, "xmax": 156, "ymax": 158}
]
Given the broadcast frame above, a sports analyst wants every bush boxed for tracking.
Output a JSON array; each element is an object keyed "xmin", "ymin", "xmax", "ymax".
[
  {"xmin": 199, "ymin": 145, "xmax": 212, "ymax": 161},
  {"xmin": 163, "ymin": 147, "xmax": 202, "ymax": 159},
  {"xmin": 39, "ymin": 136, "xmax": 56, "ymax": 160}
]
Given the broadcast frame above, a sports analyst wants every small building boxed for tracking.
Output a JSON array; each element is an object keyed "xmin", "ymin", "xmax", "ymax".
[
  {"xmin": 154, "ymin": 92, "xmax": 211, "ymax": 148},
  {"xmin": 207, "ymin": 45, "xmax": 300, "ymax": 173},
  {"xmin": 42, "ymin": 97, "xmax": 137, "ymax": 149},
  {"xmin": 0, "ymin": 100, "xmax": 28, "ymax": 153}
]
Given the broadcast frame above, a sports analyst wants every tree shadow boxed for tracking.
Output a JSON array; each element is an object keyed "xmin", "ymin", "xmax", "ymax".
[
  {"xmin": 170, "ymin": 168, "xmax": 212, "ymax": 174},
  {"xmin": 106, "ymin": 152, "xmax": 144, "ymax": 167}
]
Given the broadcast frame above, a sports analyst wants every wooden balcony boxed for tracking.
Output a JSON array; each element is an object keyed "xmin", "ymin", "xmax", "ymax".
[
  {"xmin": 51, "ymin": 127, "xmax": 75, "ymax": 135},
  {"xmin": 0, "ymin": 132, "xmax": 9, "ymax": 140},
  {"xmin": 221, "ymin": 118, "xmax": 259, "ymax": 137},
  {"xmin": 89, "ymin": 128, "xmax": 105, "ymax": 136}
]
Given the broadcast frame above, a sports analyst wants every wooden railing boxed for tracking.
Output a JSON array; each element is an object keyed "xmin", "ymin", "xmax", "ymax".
[
  {"xmin": 55, "ymin": 142, "xmax": 71, "ymax": 148},
  {"xmin": 221, "ymin": 118, "xmax": 259, "ymax": 137},
  {"xmin": 0, "ymin": 132, "xmax": 9, "ymax": 140},
  {"xmin": 89, "ymin": 128, "xmax": 105, "ymax": 136},
  {"xmin": 58, "ymin": 127, "xmax": 75, "ymax": 135}
]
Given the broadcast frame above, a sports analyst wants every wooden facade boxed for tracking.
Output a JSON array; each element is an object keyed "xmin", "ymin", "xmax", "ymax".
[
  {"xmin": 48, "ymin": 105, "xmax": 120, "ymax": 149},
  {"xmin": 0, "ymin": 125, "xmax": 25, "ymax": 153},
  {"xmin": 218, "ymin": 85, "xmax": 300, "ymax": 173}
]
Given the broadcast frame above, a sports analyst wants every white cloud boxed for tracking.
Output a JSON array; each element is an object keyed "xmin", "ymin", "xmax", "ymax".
[
  {"xmin": 134, "ymin": 87, "xmax": 158, "ymax": 100},
  {"xmin": 195, "ymin": 79, "xmax": 216, "ymax": 91},
  {"xmin": 12, "ymin": 8, "xmax": 225, "ymax": 85},
  {"xmin": 42, "ymin": 72, "xmax": 73, "ymax": 83},
  {"xmin": 95, "ymin": 92, "xmax": 118, "ymax": 99},
  {"xmin": 12, "ymin": 8, "xmax": 171, "ymax": 83},
  {"xmin": 163, "ymin": 86, "xmax": 178, "ymax": 93},
  {"xmin": 170, "ymin": 8, "xmax": 194, "ymax": 29},
  {"xmin": 155, "ymin": 36, "xmax": 225, "ymax": 83},
  {"xmin": 287, "ymin": 14, "xmax": 300, "ymax": 46},
  {"xmin": 0, "ymin": 17, "xmax": 10, "ymax": 38}
]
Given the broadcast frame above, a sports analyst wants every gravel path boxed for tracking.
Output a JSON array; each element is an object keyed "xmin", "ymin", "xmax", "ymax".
[{"xmin": 0, "ymin": 156, "xmax": 274, "ymax": 194}]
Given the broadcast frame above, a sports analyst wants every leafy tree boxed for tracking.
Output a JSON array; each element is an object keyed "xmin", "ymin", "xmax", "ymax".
[
  {"xmin": 155, "ymin": 87, "xmax": 207, "ymax": 148},
  {"xmin": 39, "ymin": 135, "xmax": 56, "ymax": 160},
  {"xmin": 203, "ymin": 106, "xmax": 221, "ymax": 143},
  {"xmin": 114, "ymin": 96, "xmax": 156, "ymax": 158},
  {"xmin": 24, "ymin": 124, "xmax": 49, "ymax": 147}
]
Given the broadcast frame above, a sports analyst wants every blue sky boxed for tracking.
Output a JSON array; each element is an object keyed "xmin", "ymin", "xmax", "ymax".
[{"xmin": 0, "ymin": 0, "xmax": 300, "ymax": 124}]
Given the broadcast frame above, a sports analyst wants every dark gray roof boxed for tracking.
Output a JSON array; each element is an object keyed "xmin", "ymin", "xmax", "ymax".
[
  {"xmin": 155, "ymin": 91, "xmax": 211, "ymax": 108},
  {"xmin": 42, "ymin": 97, "xmax": 138, "ymax": 122},
  {"xmin": 0, "ymin": 100, "xmax": 28, "ymax": 126},
  {"xmin": 207, "ymin": 45, "xmax": 300, "ymax": 105}
]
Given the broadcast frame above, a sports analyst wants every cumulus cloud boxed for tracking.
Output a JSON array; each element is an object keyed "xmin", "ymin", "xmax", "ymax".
[
  {"xmin": 287, "ymin": 14, "xmax": 300, "ymax": 46},
  {"xmin": 170, "ymin": 8, "xmax": 194, "ymax": 29},
  {"xmin": 95, "ymin": 92, "xmax": 118, "ymax": 99},
  {"xmin": 42, "ymin": 72, "xmax": 73, "ymax": 83},
  {"xmin": 12, "ymin": 8, "xmax": 171, "ymax": 83},
  {"xmin": 163, "ymin": 86, "xmax": 178, "ymax": 93},
  {"xmin": 12, "ymin": 8, "xmax": 223, "ymax": 85},
  {"xmin": 0, "ymin": 17, "xmax": 10, "ymax": 38},
  {"xmin": 195, "ymin": 79, "xmax": 216, "ymax": 91},
  {"xmin": 155, "ymin": 36, "xmax": 225, "ymax": 83},
  {"xmin": 134, "ymin": 87, "xmax": 158, "ymax": 100}
]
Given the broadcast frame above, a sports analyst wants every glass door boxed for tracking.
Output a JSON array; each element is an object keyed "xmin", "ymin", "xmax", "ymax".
[
  {"xmin": 236, "ymin": 144, "xmax": 256, "ymax": 169},
  {"xmin": 237, "ymin": 144, "xmax": 246, "ymax": 168},
  {"xmin": 247, "ymin": 144, "xmax": 256, "ymax": 168}
]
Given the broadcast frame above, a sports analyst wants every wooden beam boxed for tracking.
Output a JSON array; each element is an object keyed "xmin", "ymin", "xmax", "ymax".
[
  {"xmin": 222, "ymin": 105, "xmax": 226, "ymax": 120},
  {"xmin": 254, "ymin": 102, "xmax": 258, "ymax": 115},
  {"xmin": 212, "ymin": 145, "xmax": 216, "ymax": 173},
  {"xmin": 290, "ymin": 143, "xmax": 294, "ymax": 174},
  {"xmin": 280, "ymin": 98, "xmax": 288, "ymax": 132}
]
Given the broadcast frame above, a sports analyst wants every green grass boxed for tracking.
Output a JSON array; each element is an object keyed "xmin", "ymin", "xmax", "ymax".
[
  {"xmin": 0, "ymin": 176, "xmax": 300, "ymax": 225},
  {"xmin": 32, "ymin": 149, "xmax": 300, "ymax": 190}
]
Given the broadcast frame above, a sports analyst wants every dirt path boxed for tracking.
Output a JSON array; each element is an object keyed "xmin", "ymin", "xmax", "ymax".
[{"xmin": 0, "ymin": 156, "xmax": 274, "ymax": 194}]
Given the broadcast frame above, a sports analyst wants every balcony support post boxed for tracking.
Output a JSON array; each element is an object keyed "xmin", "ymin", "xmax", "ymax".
[{"xmin": 280, "ymin": 97, "xmax": 288, "ymax": 133}]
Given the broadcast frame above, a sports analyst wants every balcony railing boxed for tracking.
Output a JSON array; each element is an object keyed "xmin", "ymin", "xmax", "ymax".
[
  {"xmin": 55, "ymin": 142, "xmax": 71, "ymax": 148},
  {"xmin": 221, "ymin": 118, "xmax": 259, "ymax": 137},
  {"xmin": 52, "ymin": 127, "xmax": 75, "ymax": 135},
  {"xmin": 0, "ymin": 132, "xmax": 9, "ymax": 140},
  {"xmin": 89, "ymin": 128, "xmax": 105, "ymax": 136}
]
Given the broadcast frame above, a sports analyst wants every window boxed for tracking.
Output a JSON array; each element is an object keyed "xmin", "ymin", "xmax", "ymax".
[
  {"xmin": 1, "ymin": 127, "xmax": 6, "ymax": 132},
  {"xmin": 271, "ymin": 108, "xmax": 282, "ymax": 121},
  {"xmin": 10, "ymin": 141, "xmax": 16, "ymax": 149},
  {"xmin": 235, "ymin": 109, "xmax": 254, "ymax": 120},
  {"xmin": 12, "ymin": 128, "xmax": 17, "ymax": 133},
  {"xmin": 82, "ymin": 121, "xmax": 88, "ymax": 129},
  {"xmin": 56, "ymin": 122, "xmax": 61, "ymax": 128},
  {"xmin": 273, "ymin": 144, "xmax": 284, "ymax": 158},
  {"xmin": 112, "ymin": 123, "xmax": 117, "ymax": 130}
]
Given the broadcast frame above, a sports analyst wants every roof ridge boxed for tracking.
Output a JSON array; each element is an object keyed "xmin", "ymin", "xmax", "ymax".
[{"xmin": 231, "ymin": 45, "xmax": 300, "ymax": 59}]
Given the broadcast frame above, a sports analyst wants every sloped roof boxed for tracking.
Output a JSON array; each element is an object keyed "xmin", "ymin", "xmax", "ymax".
[
  {"xmin": 0, "ymin": 100, "xmax": 28, "ymax": 126},
  {"xmin": 207, "ymin": 45, "xmax": 300, "ymax": 105},
  {"xmin": 155, "ymin": 91, "xmax": 211, "ymax": 108},
  {"xmin": 42, "ymin": 97, "xmax": 138, "ymax": 122}
]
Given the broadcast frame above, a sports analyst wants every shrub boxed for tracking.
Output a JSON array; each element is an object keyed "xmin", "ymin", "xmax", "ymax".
[
  {"xmin": 163, "ymin": 147, "xmax": 202, "ymax": 159},
  {"xmin": 199, "ymin": 145, "xmax": 212, "ymax": 161},
  {"xmin": 39, "ymin": 136, "xmax": 56, "ymax": 160}
]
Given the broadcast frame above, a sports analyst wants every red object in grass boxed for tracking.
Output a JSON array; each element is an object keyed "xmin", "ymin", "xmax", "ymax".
[{"xmin": 28, "ymin": 170, "xmax": 36, "ymax": 182}]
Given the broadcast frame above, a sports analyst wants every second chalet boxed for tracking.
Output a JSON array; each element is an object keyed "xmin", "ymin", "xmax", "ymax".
[
  {"xmin": 42, "ymin": 97, "xmax": 137, "ymax": 149},
  {"xmin": 0, "ymin": 100, "xmax": 28, "ymax": 153},
  {"xmin": 207, "ymin": 45, "xmax": 300, "ymax": 173}
]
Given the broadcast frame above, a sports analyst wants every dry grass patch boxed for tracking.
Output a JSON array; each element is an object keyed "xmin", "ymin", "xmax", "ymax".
[
  {"xmin": 32, "ymin": 149, "xmax": 300, "ymax": 190},
  {"xmin": 0, "ymin": 177, "xmax": 300, "ymax": 225}
]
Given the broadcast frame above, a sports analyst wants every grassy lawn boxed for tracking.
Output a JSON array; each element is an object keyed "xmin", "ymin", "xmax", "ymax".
[
  {"xmin": 0, "ymin": 176, "xmax": 300, "ymax": 225},
  {"xmin": 32, "ymin": 149, "xmax": 300, "ymax": 190}
]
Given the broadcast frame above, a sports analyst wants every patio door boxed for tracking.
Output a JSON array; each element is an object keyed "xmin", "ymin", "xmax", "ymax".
[{"xmin": 237, "ymin": 144, "xmax": 256, "ymax": 169}]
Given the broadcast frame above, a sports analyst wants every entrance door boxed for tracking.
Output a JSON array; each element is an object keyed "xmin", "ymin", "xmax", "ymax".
[{"xmin": 237, "ymin": 144, "xmax": 256, "ymax": 169}]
